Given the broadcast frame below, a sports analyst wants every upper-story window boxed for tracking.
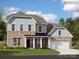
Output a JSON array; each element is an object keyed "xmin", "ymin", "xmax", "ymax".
[
  {"xmin": 39, "ymin": 26, "xmax": 42, "ymax": 32},
  {"xmin": 58, "ymin": 30, "xmax": 61, "ymax": 35},
  {"xmin": 12, "ymin": 24, "xmax": 15, "ymax": 31},
  {"xmin": 28, "ymin": 25, "xmax": 31, "ymax": 31},
  {"xmin": 20, "ymin": 24, "xmax": 23, "ymax": 31}
]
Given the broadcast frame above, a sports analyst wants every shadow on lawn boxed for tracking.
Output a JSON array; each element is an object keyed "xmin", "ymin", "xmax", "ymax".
[{"xmin": 0, "ymin": 50, "xmax": 19, "ymax": 56}]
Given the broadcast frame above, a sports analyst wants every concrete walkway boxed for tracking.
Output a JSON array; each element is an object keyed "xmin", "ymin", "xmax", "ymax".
[{"xmin": 56, "ymin": 49, "xmax": 79, "ymax": 55}]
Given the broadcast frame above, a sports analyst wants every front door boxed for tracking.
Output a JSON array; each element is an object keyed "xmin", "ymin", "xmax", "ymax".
[
  {"xmin": 27, "ymin": 39, "xmax": 30, "ymax": 48},
  {"xmin": 27, "ymin": 38, "xmax": 33, "ymax": 48},
  {"xmin": 35, "ymin": 38, "xmax": 40, "ymax": 49},
  {"xmin": 42, "ymin": 38, "xmax": 48, "ymax": 48}
]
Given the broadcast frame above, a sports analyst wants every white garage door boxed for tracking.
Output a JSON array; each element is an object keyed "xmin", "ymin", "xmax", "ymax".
[{"xmin": 50, "ymin": 40, "xmax": 69, "ymax": 49}]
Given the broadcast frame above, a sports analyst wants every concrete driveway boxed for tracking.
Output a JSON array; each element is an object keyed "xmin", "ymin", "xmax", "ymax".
[{"xmin": 56, "ymin": 49, "xmax": 79, "ymax": 55}]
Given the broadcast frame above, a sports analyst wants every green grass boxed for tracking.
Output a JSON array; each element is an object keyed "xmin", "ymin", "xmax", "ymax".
[{"xmin": 0, "ymin": 49, "xmax": 59, "ymax": 56}]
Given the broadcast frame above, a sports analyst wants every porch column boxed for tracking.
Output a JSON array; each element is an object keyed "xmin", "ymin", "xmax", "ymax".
[
  {"xmin": 48, "ymin": 38, "xmax": 50, "ymax": 48},
  {"xmin": 33, "ymin": 38, "xmax": 35, "ymax": 49},
  {"xmin": 24, "ymin": 37, "xmax": 27, "ymax": 48},
  {"xmin": 40, "ymin": 38, "xmax": 42, "ymax": 48}
]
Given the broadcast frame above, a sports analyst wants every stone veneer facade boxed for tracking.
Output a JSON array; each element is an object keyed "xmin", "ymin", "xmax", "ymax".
[{"xmin": 7, "ymin": 31, "xmax": 35, "ymax": 47}]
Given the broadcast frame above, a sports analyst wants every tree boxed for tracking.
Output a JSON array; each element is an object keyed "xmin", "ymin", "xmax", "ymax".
[
  {"xmin": 59, "ymin": 18, "xmax": 65, "ymax": 25},
  {"xmin": 59, "ymin": 17, "xmax": 79, "ymax": 48},
  {"xmin": 0, "ymin": 11, "xmax": 6, "ymax": 41},
  {"xmin": 65, "ymin": 17, "xmax": 74, "ymax": 32}
]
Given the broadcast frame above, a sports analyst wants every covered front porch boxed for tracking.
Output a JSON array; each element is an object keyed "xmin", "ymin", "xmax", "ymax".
[{"xmin": 24, "ymin": 36, "xmax": 51, "ymax": 49}]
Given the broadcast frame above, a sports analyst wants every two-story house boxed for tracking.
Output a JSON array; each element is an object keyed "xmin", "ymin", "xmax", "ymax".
[{"xmin": 6, "ymin": 11, "xmax": 73, "ymax": 49}]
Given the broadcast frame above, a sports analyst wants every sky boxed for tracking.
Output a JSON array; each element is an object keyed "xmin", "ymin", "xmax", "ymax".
[{"xmin": 0, "ymin": 0, "xmax": 79, "ymax": 23}]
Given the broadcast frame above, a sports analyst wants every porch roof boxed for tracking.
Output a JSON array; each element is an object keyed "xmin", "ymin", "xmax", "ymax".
[
  {"xmin": 24, "ymin": 35, "xmax": 51, "ymax": 38},
  {"xmin": 24, "ymin": 35, "xmax": 71, "ymax": 38}
]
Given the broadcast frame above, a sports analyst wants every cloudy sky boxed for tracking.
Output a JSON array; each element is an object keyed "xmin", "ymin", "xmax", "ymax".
[{"xmin": 0, "ymin": 0, "xmax": 79, "ymax": 23}]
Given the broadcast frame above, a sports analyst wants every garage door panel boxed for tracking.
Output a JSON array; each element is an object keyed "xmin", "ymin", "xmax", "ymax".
[{"xmin": 50, "ymin": 40, "xmax": 69, "ymax": 49}]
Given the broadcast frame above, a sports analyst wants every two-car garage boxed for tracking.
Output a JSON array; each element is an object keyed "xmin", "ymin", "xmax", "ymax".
[
  {"xmin": 50, "ymin": 40, "xmax": 70, "ymax": 49},
  {"xmin": 48, "ymin": 27, "xmax": 73, "ymax": 49}
]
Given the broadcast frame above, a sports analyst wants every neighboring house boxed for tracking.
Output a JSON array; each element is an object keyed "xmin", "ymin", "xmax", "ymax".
[{"xmin": 6, "ymin": 11, "xmax": 73, "ymax": 49}]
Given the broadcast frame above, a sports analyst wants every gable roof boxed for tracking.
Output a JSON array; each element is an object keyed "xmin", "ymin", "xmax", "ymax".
[
  {"xmin": 47, "ymin": 23, "xmax": 54, "ymax": 33},
  {"xmin": 6, "ymin": 11, "xmax": 47, "ymax": 24},
  {"xmin": 48, "ymin": 24, "xmax": 73, "ymax": 37},
  {"xmin": 48, "ymin": 23, "xmax": 65, "ymax": 35}
]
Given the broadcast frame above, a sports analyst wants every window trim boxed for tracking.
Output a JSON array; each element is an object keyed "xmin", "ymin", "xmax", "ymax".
[
  {"xmin": 28, "ymin": 25, "xmax": 31, "ymax": 31},
  {"xmin": 13, "ymin": 38, "xmax": 17, "ymax": 47},
  {"xmin": 18, "ymin": 38, "xmax": 20, "ymax": 45},
  {"xmin": 20, "ymin": 24, "xmax": 23, "ymax": 31},
  {"xmin": 39, "ymin": 26, "xmax": 42, "ymax": 32},
  {"xmin": 12, "ymin": 24, "xmax": 15, "ymax": 31},
  {"xmin": 13, "ymin": 38, "xmax": 20, "ymax": 47},
  {"xmin": 58, "ymin": 30, "xmax": 61, "ymax": 35}
]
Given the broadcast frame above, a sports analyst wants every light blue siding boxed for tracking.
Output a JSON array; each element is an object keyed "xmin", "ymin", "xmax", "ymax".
[
  {"xmin": 51, "ymin": 28, "xmax": 73, "ymax": 37},
  {"xmin": 7, "ymin": 17, "xmax": 36, "ymax": 31}
]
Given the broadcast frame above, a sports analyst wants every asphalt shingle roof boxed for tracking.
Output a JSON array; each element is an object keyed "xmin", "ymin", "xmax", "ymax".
[{"xmin": 6, "ymin": 11, "xmax": 47, "ymax": 23}]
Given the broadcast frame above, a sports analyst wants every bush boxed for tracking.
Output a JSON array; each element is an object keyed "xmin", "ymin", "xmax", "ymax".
[
  {"xmin": 72, "ymin": 41, "xmax": 77, "ymax": 46},
  {"xmin": 3, "ymin": 47, "xmax": 27, "ymax": 49},
  {"xmin": 0, "ymin": 41, "xmax": 7, "ymax": 49},
  {"xmin": 72, "ymin": 41, "xmax": 79, "ymax": 49},
  {"xmin": 73, "ymin": 45, "xmax": 79, "ymax": 49}
]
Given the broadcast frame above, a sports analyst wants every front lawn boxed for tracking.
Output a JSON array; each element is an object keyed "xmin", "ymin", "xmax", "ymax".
[{"xmin": 0, "ymin": 49, "xmax": 59, "ymax": 56}]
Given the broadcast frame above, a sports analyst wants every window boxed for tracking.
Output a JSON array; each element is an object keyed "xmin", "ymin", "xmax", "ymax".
[
  {"xmin": 20, "ymin": 24, "xmax": 23, "ymax": 31},
  {"xmin": 13, "ymin": 38, "xmax": 20, "ymax": 46},
  {"xmin": 28, "ymin": 25, "xmax": 31, "ymax": 31},
  {"xmin": 58, "ymin": 30, "xmax": 61, "ymax": 35},
  {"xmin": 13, "ymin": 38, "xmax": 17, "ymax": 46},
  {"xmin": 12, "ymin": 24, "xmax": 15, "ymax": 31},
  {"xmin": 39, "ymin": 26, "xmax": 42, "ymax": 32},
  {"xmin": 18, "ymin": 38, "xmax": 20, "ymax": 45}
]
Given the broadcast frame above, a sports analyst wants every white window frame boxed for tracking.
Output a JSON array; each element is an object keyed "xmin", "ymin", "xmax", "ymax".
[{"xmin": 13, "ymin": 38, "xmax": 20, "ymax": 47}]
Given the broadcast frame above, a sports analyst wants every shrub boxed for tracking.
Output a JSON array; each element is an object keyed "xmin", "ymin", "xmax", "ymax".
[{"xmin": 0, "ymin": 41, "xmax": 7, "ymax": 49}]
